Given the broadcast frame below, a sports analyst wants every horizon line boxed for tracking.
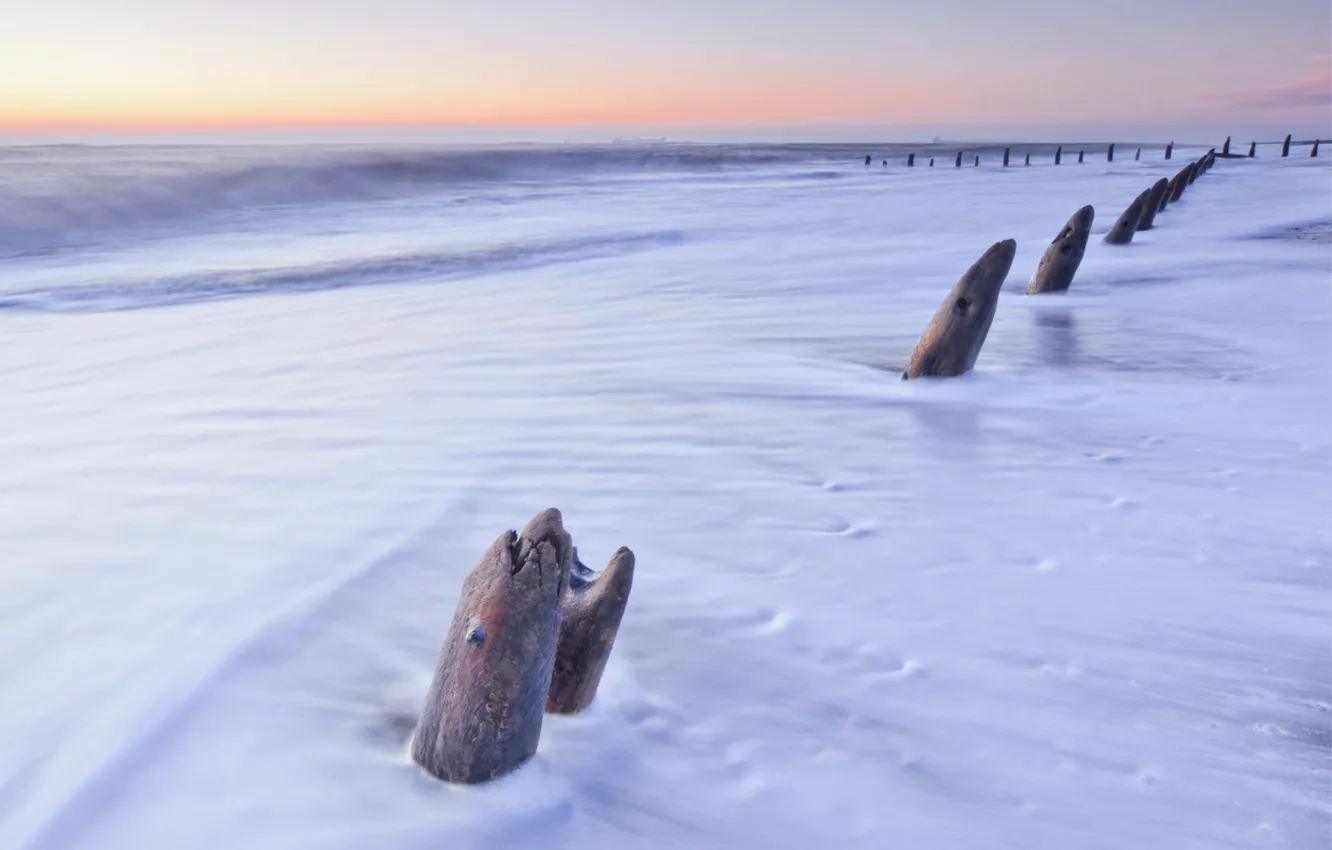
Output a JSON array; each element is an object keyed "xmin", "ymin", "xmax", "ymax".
[{"xmin": 1, "ymin": 121, "xmax": 1320, "ymax": 147}]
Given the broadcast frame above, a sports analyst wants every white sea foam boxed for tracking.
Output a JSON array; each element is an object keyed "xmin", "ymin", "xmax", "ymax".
[{"xmin": 0, "ymin": 144, "xmax": 1327, "ymax": 849}]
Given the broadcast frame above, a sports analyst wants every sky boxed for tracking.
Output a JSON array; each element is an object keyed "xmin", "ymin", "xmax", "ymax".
[{"xmin": 2, "ymin": 0, "xmax": 1329, "ymax": 142}]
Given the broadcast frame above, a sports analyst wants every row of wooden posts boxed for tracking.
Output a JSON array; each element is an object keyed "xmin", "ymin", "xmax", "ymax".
[
  {"xmin": 901, "ymin": 150, "xmax": 1218, "ymax": 379},
  {"xmin": 407, "ymin": 147, "xmax": 1230, "ymax": 787},
  {"xmin": 865, "ymin": 134, "xmax": 1324, "ymax": 168}
]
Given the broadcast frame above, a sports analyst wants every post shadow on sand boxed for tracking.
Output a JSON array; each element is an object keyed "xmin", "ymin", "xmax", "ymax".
[
  {"xmin": 1032, "ymin": 310, "xmax": 1081, "ymax": 367},
  {"xmin": 906, "ymin": 401, "xmax": 984, "ymax": 452}
]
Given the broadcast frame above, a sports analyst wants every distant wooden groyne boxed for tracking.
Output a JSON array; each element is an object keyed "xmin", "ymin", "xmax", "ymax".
[{"xmin": 862, "ymin": 135, "xmax": 1328, "ymax": 169}]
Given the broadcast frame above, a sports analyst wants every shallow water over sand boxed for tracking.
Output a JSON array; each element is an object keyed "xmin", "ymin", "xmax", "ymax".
[{"xmin": 1, "ymin": 144, "xmax": 1328, "ymax": 850}]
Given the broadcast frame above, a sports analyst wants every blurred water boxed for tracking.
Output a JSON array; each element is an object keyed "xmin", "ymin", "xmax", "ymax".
[{"xmin": 0, "ymin": 145, "xmax": 1328, "ymax": 850}]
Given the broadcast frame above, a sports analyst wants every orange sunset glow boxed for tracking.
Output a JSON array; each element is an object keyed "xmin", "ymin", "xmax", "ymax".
[{"xmin": 4, "ymin": 0, "xmax": 1330, "ymax": 138}]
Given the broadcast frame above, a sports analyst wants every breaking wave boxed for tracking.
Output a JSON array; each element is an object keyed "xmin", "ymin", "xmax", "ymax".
[{"xmin": 0, "ymin": 144, "xmax": 834, "ymax": 256}]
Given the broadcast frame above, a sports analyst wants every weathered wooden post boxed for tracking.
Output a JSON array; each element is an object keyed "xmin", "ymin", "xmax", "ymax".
[
  {"xmin": 1135, "ymin": 148, "xmax": 1141, "ymax": 161},
  {"xmin": 974, "ymin": 155, "xmax": 980, "ymax": 167},
  {"xmin": 1188, "ymin": 160, "xmax": 1199, "ymax": 184},
  {"xmin": 1027, "ymin": 206, "xmax": 1094, "ymax": 294},
  {"xmin": 1108, "ymin": 143, "xmax": 1115, "ymax": 162},
  {"xmin": 1169, "ymin": 163, "xmax": 1192, "ymax": 201},
  {"xmin": 1104, "ymin": 188, "xmax": 1152, "ymax": 244},
  {"xmin": 1003, "ymin": 147, "xmax": 1010, "ymax": 167},
  {"xmin": 908, "ymin": 153, "xmax": 916, "ymax": 167},
  {"xmin": 548, "ymin": 547, "xmax": 635, "ymax": 715},
  {"xmin": 1078, "ymin": 150, "xmax": 1085, "ymax": 163},
  {"xmin": 1055, "ymin": 146, "xmax": 1063, "ymax": 165},
  {"xmin": 929, "ymin": 158, "xmax": 935, "ymax": 167},
  {"xmin": 411, "ymin": 509, "xmax": 573, "ymax": 785},
  {"xmin": 865, "ymin": 154, "xmax": 872, "ymax": 166},
  {"xmin": 1313, "ymin": 140, "xmax": 1321, "ymax": 157},
  {"xmin": 1248, "ymin": 141, "xmax": 1256, "ymax": 157},
  {"xmin": 1282, "ymin": 134, "xmax": 1291, "ymax": 157},
  {"xmin": 1165, "ymin": 141, "xmax": 1173, "ymax": 160},
  {"xmin": 1025, "ymin": 153, "xmax": 1031, "ymax": 166},
  {"xmin": 1161, "ymin": 177, "xmax": 1176, "ymax": 210},
  {"xmin": 955, "ymin": 151, "xmax": 963, "ymax": 168},
  {"xmin": 1138, "ymin": 178, "xmax": 1170, "ymax": 230},
  {"xmin": 903, "ymin": 240, "xmax": 1016, "ymax": 379},
  {"xmin": 1222, "ymin": 136, "xmax": 1231, "ymax": 156}
]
